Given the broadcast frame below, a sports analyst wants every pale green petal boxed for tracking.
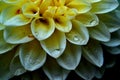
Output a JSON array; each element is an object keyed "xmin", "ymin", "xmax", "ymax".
[
  {"xmin": 75, "ymin": 60, "xmax": 95, "ymax": 80},
  {"xmin": 57, "ymin": 43, "xmax": 81, "ymax": 70},
  {"xmin": 4, "ymin": 25, "xmax": 34, "ymax": 44},
  {"xmin": 19, "ymin": 40, "xmax": 46, "ymax": 71},
  {"xmin": 94, "ymin": 67, "xmax": 105, "ymax": 79},
  {"xmin": 106, "ymin": 46, "xmax": 120, "ymax": 55},
  {"xmin": 75, "ymin": 12, "xmax": 99, "ymax": 27},
  {"xmin": 0, "ymin": 31, "xmax": 16, "ymax": 54},
  {"xmin": 82, "ymin": 40, "xmax": 103, "ymax": 67},
  {"xmin": 43, "ymin": 57, "xmax": 70, "ymax": 80},
  {"xmin": 90, "ymin": 0, "xmax": 119, "ymax": 14},
  {"xmin": 103, "ymin": 30, "xmax": 120, "ymax": 47},
  {"xmin": 66, "ymin": 20, "xmax": 89, "ymax": 45},
  {"xmin": 40, "ymin": 30, "xmax": 66, "ymax": 58},
  {"xmin": 31, "ymin": 18, "xmax": 55, "ymax": 40},
  {"xmin": 10, "ymin": 52, "xmax": 26, "ymax": 76},
  {"xmin": 3, "ymin": 0, "xmax": 20, "ymax": 4},
  {"xmin": 4, "ymin": 14, "xmax": 31, "ymax": 26},
  {"xmin": 98, "ymin": 12, "xmax": 120, "ymax": 32},
  {"xmin": 0, "ymin": 50, "xmax": 15, "ymax": 80},
  {"xmin": 66, "ymin": 0, "xmax": 91, "ymax": 13},
  {"xmin": 115, "ymin": 10, "xmax": 120, "ymax": 19},
  {"xmin": 89, "ymin": 21, "xmax": 110, "ymax": 42},
  {"xmin": 88, "ymin": 0, "xmax": 101, "ymax": 3},
  {"xmin": 1, "ymin": 5, "xmax": 21, "ymax": 23},
  {"xmin": 54, "ymin": 16, "xmax": 72, "ymax": 32}
]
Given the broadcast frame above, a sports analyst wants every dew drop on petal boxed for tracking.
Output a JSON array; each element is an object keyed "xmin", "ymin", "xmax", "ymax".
[{"xmin": 73, "ymin": 35, "xmax": 79, "ymax": 41}]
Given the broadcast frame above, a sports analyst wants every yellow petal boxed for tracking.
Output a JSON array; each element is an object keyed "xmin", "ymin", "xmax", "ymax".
[
  {"xmin": 54, "ymin": 16, "xmax": 72, "ymax": 32},
  {"xmin": 22, "ymin": 2, "xmax": 39, "ymax": 18},
  {"xmin": 31, "ymin": 17, "xmax": 55, "ymax": 40}
]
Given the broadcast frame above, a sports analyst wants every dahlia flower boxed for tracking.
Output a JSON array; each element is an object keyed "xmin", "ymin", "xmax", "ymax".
[{"xmin": 0, "ymin": 0, "xmax": 119, "ymax": 80}]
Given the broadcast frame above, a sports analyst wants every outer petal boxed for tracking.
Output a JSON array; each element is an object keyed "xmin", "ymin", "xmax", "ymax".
[
  {"xmin": 75, "ymin": 60, "xmax": 95, "ymax": 80},
  {"xmin": 40, "ymin": 30, "xmax": 66, "ymax": 58},
  {"xmin": 31, "ymin": 18, "xmax": 55, "ymax": 40},
  {"xmin": 103, "ymin": 30, "xmax": 120, "ymax": 47},
  {"xmin": 82, "ymin": 40, "xmax": 104, "ymax": 67},
  {"xmin": 57, "ymin": 42, "xmax": 81, "ymax": 70},
  {"xmin": 89, "ymin": 21, "xmax": 110, "ymax": 42},
  {"xmin": 88, "ymin": 0, "xmax": 101, "ymax": 3},
  {"xmin": 0, "ymin": 31, "xmax": 16, "ymax": 54},
  {"xmin": 0, "ymin": 23, "xmax": 5, "ymax": 30},
  {"xmin": 75, "ymin": 12, "xmax": 99, "ymax": 27},
  {"xmin": 90, "ymin": 0, "xmax": 119, "ymax": 14},
  {"xmin": 66, "ymin": 0, "xmax": 91, "ymax": 13},
  {"xmin": 0, "ymin": 50, "xmax": 15, "ymax": 80},
  {"xmin": 98, "ymin": 12, "xmax": 120, "ymax": 32},
  {"xmin": 19, "ymin": 40, "xmax": 46, "ymax": 71},
  {"xmin": 66, "ymin": 20, "xmax": 89, "ymax": 45},
  {"xmin": 10, "ymin": 52, "xmax": 26, "ymax": 76},
  {"xmin": 106, "ymin": 46, "xmax": 120, "ymax": 55},
  {"xmin": 4, "ymin": 25, "xmax": 34, "ymax": 44},
  {"xmin": 43, "ymin": 57, "xmax": 70, "ymax": 80}
]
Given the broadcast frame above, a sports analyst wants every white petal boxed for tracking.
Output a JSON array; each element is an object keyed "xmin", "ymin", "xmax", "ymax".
[
  {"xmin": 57, "ymin": 43, "xmax": 81, "ymax": 70},
  {"xmin": 90, "ymin": 0, "xmax": 119, "ymax": 14},
  {"xmin": 0, "ymin": 31, "xmax": 16, "ymax": 54},
  {"xmin": 89, "ymin": 21, "xmax": 110, "ymax": 42},
  {"xmin": 66, "ymin": 20, "xmax": 89, "ymax": 45},
  {"xmin": 40, "ymin": 30, "xmax": 66, "ymax": 58},
  {"xmin": 10, "ymin": 52, "xmax": 26, "ymax": 76},
  {"xmin": 43, "ymin": 57, "xmax": 70, "ymax": 80},
  {"xmin": 75, "ymin": 60, "xmax": 95, "ymax": 80},
  {"xmin": 19, "ymin": 40, "xmax": 46, "ymax": 71},
  {"xmin": 4, "ymin": 25, "xmax": 34, "ymax": 44},
  {"xmin": 82, "ymin": 40, "xmax": 104, "ymax": 67}
]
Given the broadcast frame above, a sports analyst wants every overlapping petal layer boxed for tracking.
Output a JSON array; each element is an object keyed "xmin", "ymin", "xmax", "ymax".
[{"xmin": 0, "ymin": 0, "xmax": 119, "ymax": 80}]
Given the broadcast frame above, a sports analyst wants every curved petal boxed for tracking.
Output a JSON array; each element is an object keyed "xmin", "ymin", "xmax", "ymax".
[
  {"xmin": 89, "ymin": 21, "xmax": 110, "ymax": 42},
  {"xmin": 103, "ymin": 30, "xmax": 120, "ymax": 47},
  {"xmin": 57, "ymin": 42, "xmax": 81, "ymax": 70},
  {"xmin": 22, "ymin": 2, "xmax": 39, "ymax": 18},
  {"xmin": 75, "ymin": 12, "xmax": 99, "ymax": 27},
  {"xmin": 1, "ymin": 5, "xmax": 21, "ymax": 23},
  {"xmin": 54, "ymin": 16, "xmax": 72, "ymax": 32},
  {"xmin": 4, "ymin": 14, "xmax": 32, "ymax": 26},
  {"xmin": 31, "ymin": 18, "xmax": 55, "ymax": 40},
  {"xmin": 66, "ymin": 20, "xmax": 89, "ymax": 45},
  {"xmin": 0, "ymin": 31, "xmax": 16, "ymax": 54},
  {"xmin": 40, "ymin": 30, "xmax": 66, "ymax": 58},
  {"xmin": 4, "ymin": 25, "xmax": 34, "ymax": 44},
  {"xmin": 66, "ymin": 0, "xmax": 91, "ymax": 13},
  {"xmin": 98, "ymin": 12, "xmax": 120, "ymax": 32},
  {"xmin": 106, "ymin": 46, "xmax": 120, "ymax": 55},
  {"xmin": 19, "ymin": 40, "xmax": 46, "ymax": 71},
  {"xmin": 0, "ymin": 50, "xmax": 15, "ymax": 80},
  {"xmin": 82, "ymin": 40, "xmax": 104, "ymax": 67},
  {"xmin": 88, "ymin": 0, "xmax": 101, "ymax": 3},
  {"xmin": 43, "ymin": 57, "xmax": 70, "ymax": 80},
  {"xmin": 90, "ymin": 0, "xmax": 119, "ymax": 14},
  {"xmin": 75, "ymin": 60, "xmax": 95, "ymax": 80},
  {"xmin": 10, "ymin": 52, "xmax": 26, "ymax": 76}
]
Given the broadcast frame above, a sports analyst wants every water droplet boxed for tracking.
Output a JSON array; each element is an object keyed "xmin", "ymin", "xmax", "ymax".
[
  {"xmin": 73, "ymin": 36, "xmax": 79, "ymax": 41},
  {"xmin": 51, "ymin": 49, "xmax": 61, "ymax": 58},
  {"xmin": 90, "ymin": 20, "xmax": 96, "ymax": 25}
]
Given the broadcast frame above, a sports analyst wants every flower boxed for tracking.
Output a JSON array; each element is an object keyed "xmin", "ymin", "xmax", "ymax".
[{"xmin": 0, "ymin": 0, "xmax": 119, "ymax": 80}]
